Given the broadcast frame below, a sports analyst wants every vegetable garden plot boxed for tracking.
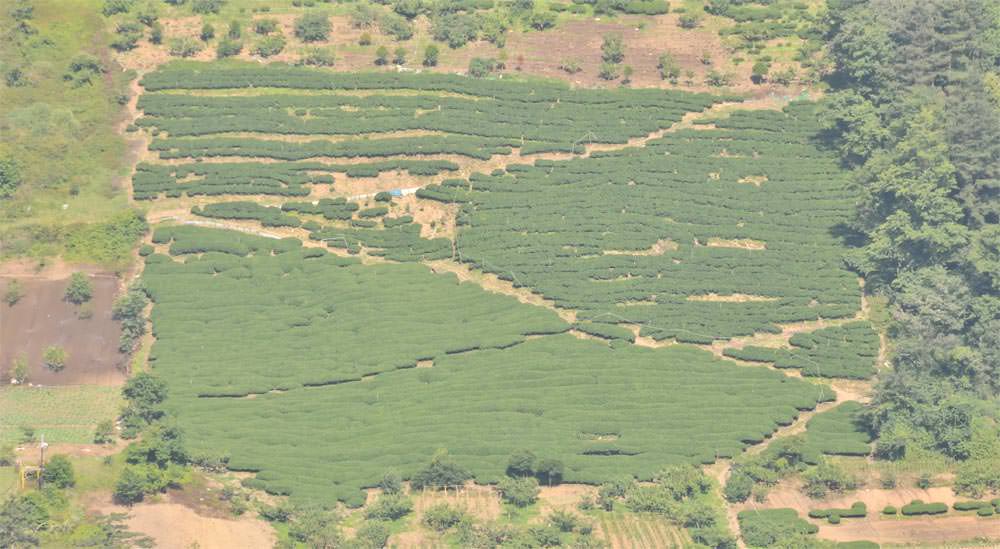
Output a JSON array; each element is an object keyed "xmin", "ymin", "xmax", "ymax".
[
  {"xmin": 419, "ymin": 103, "xmax": 861, "ymax": 342},
  {"xmin": 143, "ymin": 228, "xmax": 834, "ymax": 506}
]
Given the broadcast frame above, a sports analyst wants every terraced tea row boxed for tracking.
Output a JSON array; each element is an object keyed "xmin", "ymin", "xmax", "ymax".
[
  {"xmin": 142, "ymin": 228, "xmax": 834, "ymax": 505},
  {"xmin": 418, "ymin": 103, "xmax": 861, "ymax": 342},
  {"xmin": 132, "ymin": 64, "xmax": 728, "ymax": 199},
  {"xmin": 724, "ymin": 322, "xmax": 879, "ymax": 379}
]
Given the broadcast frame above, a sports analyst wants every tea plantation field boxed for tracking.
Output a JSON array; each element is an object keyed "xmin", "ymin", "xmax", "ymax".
[
  {"xmin": 132, "ymin": 64, "xmax": 726, "ymax": 199},
  {"xmin": 133, "ymin": 65, "xmax": 864, "ymax": 506},
  {"xmin": 143, "ymin": 229, "xmax": 834, "ymax": 505},
  {"xmin": 419, "ymin": 103, "xmax": 861, "ymax": 342}
]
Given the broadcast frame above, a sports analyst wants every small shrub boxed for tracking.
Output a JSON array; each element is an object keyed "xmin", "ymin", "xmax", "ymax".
[
  {"xmin": 548, "ymin": 509, "xmax": 577, "ymax": 532},
  {"xmin": 253, "ymin": 35, "xmax": 286, "ymax": 57},
  {"xmin": 4, "ymin": 280, "xmax": 24, "ymax": 306},
  {"xmin": 379, "ymin": 12, "xmax": 413, "ymax": 41},
  {"xmin": 12, "ymin": 355, "xmax": 28, "ymax": 384},
  {"xmin": 601, "ymin": 34, "xmax": 624, "ymax": 64},
  {"xmin": 977, "ymin": 506, "xmax": 995, "ymax": 517},
  {"xmin": 365, "ymin": 493, "xmax": 413, "ymax": 521},
  {"xmin": 559, "ymin": 59, "xmax": 581, "ymax": 74},
  {"xmin": 506, "ymin": 449, "xmax": 536, "ymax": 477},
  {"xmin": 359, "ymin": 32, "xmax": 372, "ymax": 46},
  {"xmin": 916, "ymin": 473, "xmax": 932, "ymax": 489},
  {"xmin": 43, "ymin": 346, "xmax": 67, "ymax": 372},
  {"xmin": 498, "ymin": 476, "xmax": 539, "ymax": 507},
  {"xmin": 191, "ymin": 0, "xmax": 225, "ymax": 15},
  {"xmin": 880, "ymin": 473, "xmax": 896, "ymax": 489},
  {"xmin": 705, "ymin": 69, "xmax": 732, "ymax": 87},
  {"xmin": 216, "ymin": 39, "xmax": 243, "ymax": 58},
  {"xmin": 393, "ymin": 46, "xmax": 406, "ymax": 65},
  {"xmin": 294, "ymin": 11, "xmax": 331, "ymax": 42},
  {"xmin": 468, "ymin": 57, "xmax": 498, "ymax": 78},
  {"xmin": 678, "ymin": 14, "xmax": 700, "ymax": 28},
  {"xmin": 254, "ymin": 18, "xmax": 279, "ymax": 35},
  {"xmin": 598, "ymin": 62, "xmax": 620, "ymax": 81},
  {"xmin": 422, "ymin": 503, "xmax": 464, "ymax": 531},
  {"xmin": 65, "ymin": 272, "xmax": 92, "ymax": 304},
  {"xmin": 227, "ymin": 20, "xmax": 242, "ymax": 39},
  {"xmin": 375, "ymin": 45, "xmax": 389, "ymax": 65},
  {"xmin": 94, "ymin": 420, "xmax": 116, "ymax": 444},
  {"xmin": 200, "ymin": 22, "xmax": 215, "ymax": 41},
  {"xmin": 411, "ymin": 450, "xmax": 471, "ymax": 490},
  {"xmin": 422, "ymin": 44, "xmax": 438, "ymax": 67},
  {"xmin": 42, "ymin": 455, "xmax": 75, "ymax": 488},
  {"xmin": 169, "ymin": 37, "xmax": 203, "ymax": 58},
  {"xmin": 379, "ymin": 470, "xmax": 402, "ymax": 494},
  {"xmin": 657, "ymin": 52, "xmax": 680, "ymax": 83},
  {"xmin": 102, "ymin": 0, "xmax": 133, "ymax": 17},
  {"xmin": 882, "ymin": 505, "xmax": 896, "ymax": 515},
  {"xmin": 300, "ymin": 47, "xmax": 335, "ymax": 67}
]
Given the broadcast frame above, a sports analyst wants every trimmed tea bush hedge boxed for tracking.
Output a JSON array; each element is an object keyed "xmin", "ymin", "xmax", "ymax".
[{"xmin": 900, "ymin": 500, "xmax": 948, "ymax": 516}]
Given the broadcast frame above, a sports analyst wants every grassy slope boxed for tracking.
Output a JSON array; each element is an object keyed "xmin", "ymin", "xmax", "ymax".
[{"xmin": 0, "ymin": 0, "xmax": 134, "ymax": 265}]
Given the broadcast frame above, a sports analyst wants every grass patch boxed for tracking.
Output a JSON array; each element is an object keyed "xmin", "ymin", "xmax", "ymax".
[
  {"xmin": 0, "ymin": 386, "xmax": 122, "ymax": 446},
  {"xmin": 0, "ymin": 0, "xmax": 136, "ymax": 266}
]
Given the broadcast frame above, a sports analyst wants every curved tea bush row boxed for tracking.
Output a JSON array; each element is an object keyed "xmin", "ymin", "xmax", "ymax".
[
  {"xmin": 140, "ymin": 63, "xmax": 732, "ymax": 105},
  {"xmin": 143, "ymin": 226, "xmax": 567, "ymax": 398},
  {"xmin": 132, "ymin": 160, "xmax": 458, "ymax": 199},
  {"xmin": 141, "ymin": 227, "xmax": 834, "ymax": 505},
  {"xmin": 309, "ymin": 223, "xmax": 453, "ymax": 262},
  {"xmin": 193, "ymin": 202, "xmax": 301, "ymax": 228},
  {"xmin": 801, "ymin": 401, "xmax": 873, "ymax": 460},
  {"xmin": 135, "ymin": 64, "xmax": 726, "ymax": 159},
  {"xmin": 724, "ymin": 322, "xmax": 878, "ymax": 379},
  {"xmin": 419, "ymin": 103, "xmax": 861, "ymax": 341},
  {"xmin": 150, "ymin": 135, "xmax": 518, "ymax": 161}
]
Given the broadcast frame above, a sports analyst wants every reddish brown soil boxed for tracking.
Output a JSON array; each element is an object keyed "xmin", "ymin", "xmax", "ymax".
[
  {"xmin": 0, "ymin": 274, "xmax": 126, "ymax": 386},
  {"xmin": 119, "ymin": 13, "xmax": 801, "ymax": 97},
  {"xmin": 816, "ymin": 515, "xmax": 1000, "ymax": 545}
]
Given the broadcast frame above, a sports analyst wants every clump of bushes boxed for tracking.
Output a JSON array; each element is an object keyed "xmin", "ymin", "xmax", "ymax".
[
  {"xmin": 65, "ymin": 272, "xmax": 92, "ymax": 304},
  {"xmin": 43, "ymin": 346, "xmax": 67, "ymax": 372},
  {"xmin": 900, "ymin": 500, "xmax": 948, "ymax": 516},
  {"xmin": 808, "ymin": 501, "xmax": 866, "ymax": 523}
]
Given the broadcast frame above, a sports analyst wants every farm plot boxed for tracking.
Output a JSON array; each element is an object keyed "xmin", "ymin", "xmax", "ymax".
[
  {"xmin": 131, "ymin": 64, "xmax": 726, "ymax": 199},
  {"xmin": 419, "ymin": 102, "xmax": 861, "ymax": 342},
  {"xmin": 0, "ymin": 386, "xmax": 122, "ymax": 446},
  {"xmin": 142, "ymin": 229, "xmax": 834, "ymax": 506}
]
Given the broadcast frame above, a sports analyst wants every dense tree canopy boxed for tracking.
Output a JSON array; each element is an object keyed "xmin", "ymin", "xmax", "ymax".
[{"xmin": 822, "ymin": 0, "xmax": 1000, "ymax": 471}]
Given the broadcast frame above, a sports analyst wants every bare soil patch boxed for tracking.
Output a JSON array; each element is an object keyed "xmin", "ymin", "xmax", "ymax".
[
  {"xmin": 686, "ymin": 293, "xmax": 777, "ymax": 303},
  {"xmin": 117, "ymin": 500, "xmax": 274, "ymax": 549},
  {"xmin": 705, "ymin": 238, "xmax": 766, "ymax": 250},
  {"xmin": 121, "ymin": 11, "xmax": 807, "ymax": 98},
  {"xmin": 0, "ymin": 274, "xmax": 126, "ymax": 386},
  {"xmin": 755, "ymin": 484, "xmax": 962, "ymax": 514},
  {"xmin": 604, "ymin": 239, "xmax": 678, "ymax": 256},
  {"xmin": 424, "ymin": 259, "xmax": 577, "ymax": 323},
  {"xmin": 816, "ymin": 515, "xmax": 1000, "ymax": 545}
]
